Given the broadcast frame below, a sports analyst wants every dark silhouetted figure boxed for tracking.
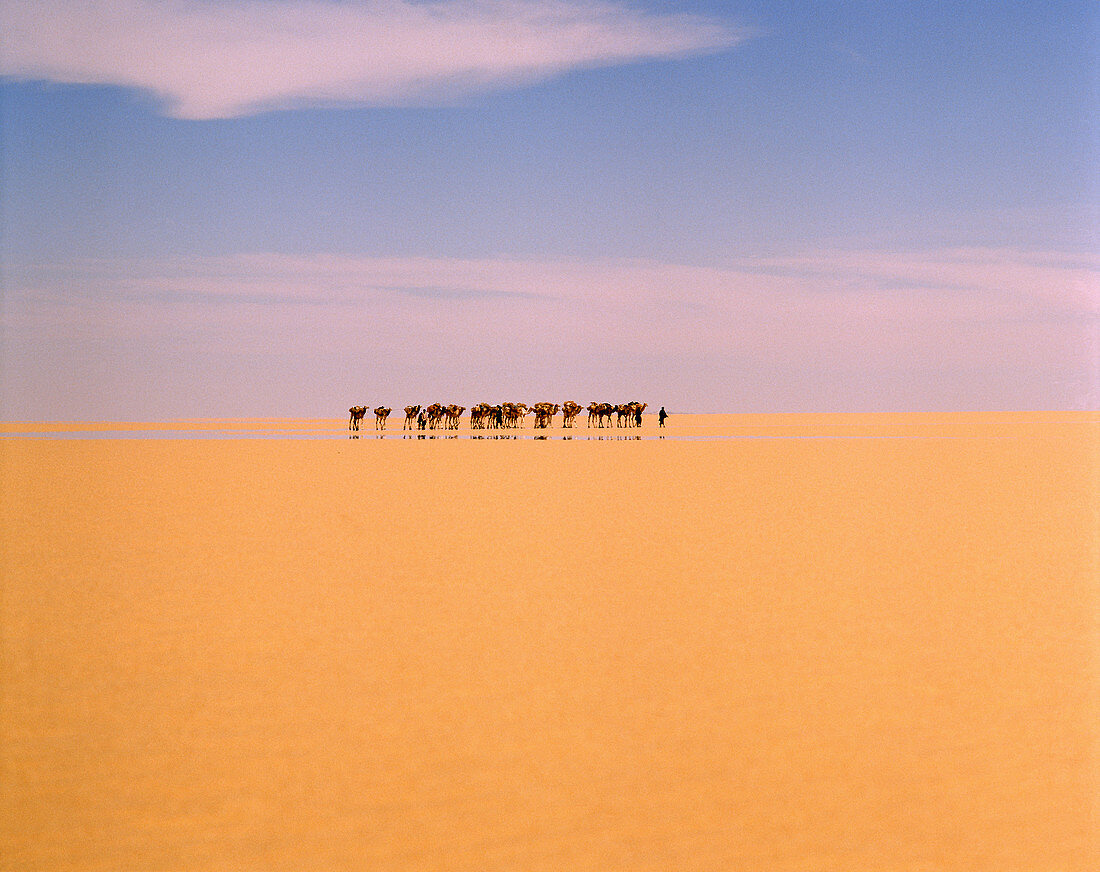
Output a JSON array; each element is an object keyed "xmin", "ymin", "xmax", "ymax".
[
  {"xmin": 417, "ymin": 410, "xmax": 427, "ymax": 430},
  {"xmin": 658, "ymin": 407, "xmax": 667, "ymax": 428}
]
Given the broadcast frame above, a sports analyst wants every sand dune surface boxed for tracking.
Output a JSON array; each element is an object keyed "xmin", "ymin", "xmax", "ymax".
[{"xmin": 2, "ymin": 413, "xmax": 1097, "ymax": 870}]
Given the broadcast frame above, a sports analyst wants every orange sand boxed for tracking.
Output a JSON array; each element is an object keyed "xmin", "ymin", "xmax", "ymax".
[{"xmin": 2, "ymin": 414, "xmax": 1097, "ymax": 871}]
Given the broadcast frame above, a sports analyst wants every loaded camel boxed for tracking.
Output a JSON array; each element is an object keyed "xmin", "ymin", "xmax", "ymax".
[
  {"xmin": 444, "ymin": 405, "xmax": 466, "ymax": 430},
  {"xmin": 530, "ymin": 402, "xmax": 560, "ymax": 429},
  {"xmin": 561, "ymin": 401, "xmax": 583, "ymax": 428}
]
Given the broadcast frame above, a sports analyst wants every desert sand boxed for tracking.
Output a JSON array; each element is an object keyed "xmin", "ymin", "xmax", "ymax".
[{"xmin": 2, "ymin": 413, "xmax": 1097, "ymax": 871}]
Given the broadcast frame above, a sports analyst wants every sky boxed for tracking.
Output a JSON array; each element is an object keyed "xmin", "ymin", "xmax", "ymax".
[{"xmin": 1, "ymin": 0, "xmax": 1097, "ymax": 419}]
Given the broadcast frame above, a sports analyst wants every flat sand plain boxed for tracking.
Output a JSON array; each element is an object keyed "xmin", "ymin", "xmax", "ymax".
[{"xmin": 2, "ymin": 413, "xmax": 1097, "ymax": 871}]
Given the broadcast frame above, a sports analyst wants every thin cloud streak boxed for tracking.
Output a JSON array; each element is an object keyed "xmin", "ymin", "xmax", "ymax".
[
  {"xmin": 4, "ymin": 247, "xmax": 1096, "ymax": 417},
  {"xmin": 0, "ymin": 0, "xmax": 748, "ymax": 119},
  {"xmin": 10, "ymin": 249, "xmax": 1093, "ymax": 329},
  {"xmin": 12, "ymin": 247, "xmax": 1095, "ymax": 305}
]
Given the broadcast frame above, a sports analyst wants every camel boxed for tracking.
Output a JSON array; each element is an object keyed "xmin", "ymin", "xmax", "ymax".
[
  {"xmin": 374, "ymin": 407, "xmax": 392, "ymax": 429},
  {"xmin": 473, "ymin": 403, "xmax": 502, "ymax": 429},
  {"xmin": 403, "ymin": 405, "xmax": 421, "ymax": 430},
  {"xmin": 615, "ymin": 403, "xmax": 646, "ymax": 427},
  {"xmin": 531, "ymin": 402, "xmax": 559, "ymax": 429},
  {"xmin": 561, "ymin": 401, "xmax": 583, "ymax": 428},
  {"xmin": 617, "ymin": 401, "xmax": 646, "ymax": 427},
  {"xmin": 587, "ymin": 403, "xmax": 614, "ymax": 428},
  {"xmin": 503, "ymin": 402, "xmax": 529, "ymax": 428},
  {"xmin": 348, "ymin": 406, "xmax": 367, "ymax": 431},
  {"xmin": 425, "ymin": 404, "xmax": 446, "ymax": 430},
  {"xmin": 473, "ymin": 403, "xmax": 523, "ymax": 429},
  {"xmin": 445, "ymin": 405, "xmax": 465, "ymax": 429},
  {"xmin": 582, "ymin": 402, "xmax": 642, "ymax": 428}
]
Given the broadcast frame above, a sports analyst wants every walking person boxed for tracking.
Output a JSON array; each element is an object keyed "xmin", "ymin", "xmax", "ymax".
[{"xmin": 658, "ymin": 407, "xmax": 667, "ymax": 428}]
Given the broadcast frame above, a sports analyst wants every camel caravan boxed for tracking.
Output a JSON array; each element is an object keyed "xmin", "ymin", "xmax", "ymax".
[{"xmin": 349, "ymin": 401, "xmax": 648, "ymax": 431}]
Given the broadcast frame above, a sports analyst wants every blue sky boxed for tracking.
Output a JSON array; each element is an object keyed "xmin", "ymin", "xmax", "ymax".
[{"xmin": 2, "ymin": 1, "xmax": 1097, "ymax": 418}]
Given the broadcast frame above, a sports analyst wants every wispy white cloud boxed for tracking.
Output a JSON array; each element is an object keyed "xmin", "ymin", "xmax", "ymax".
[
  {"xmin": 0, "ymin": 0, "xmax": 748, "ymax": 118},
  {"xmin": 4, "ymin": 246, "xmax": 1096, "ymax": 417},
  {"xmin": 12, "ymin": 247, "xmax": 1094, "ymax": 342},
  {"xmin": 15, "ymin": 246, "xmax": 1095, "ymax": 305}
]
